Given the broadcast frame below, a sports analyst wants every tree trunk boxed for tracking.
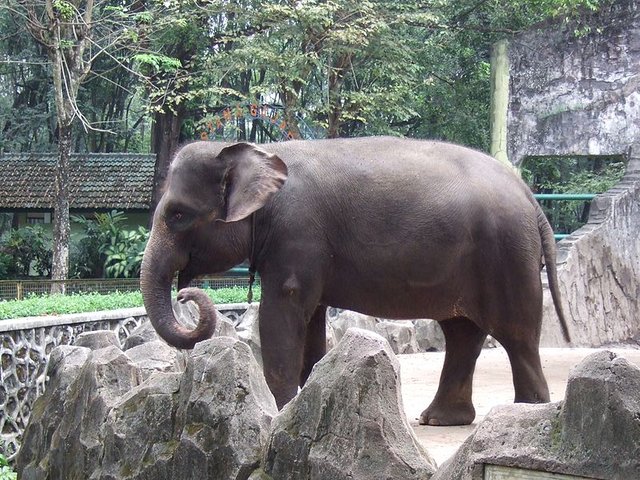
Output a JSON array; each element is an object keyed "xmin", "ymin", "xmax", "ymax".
[
  {"xmin": 149, "ymin": 109, "xmax": 185, "ymax": 225},
  {"xmin": 50, "ymin": 122, "xmax": 71, "ymax": 293}
]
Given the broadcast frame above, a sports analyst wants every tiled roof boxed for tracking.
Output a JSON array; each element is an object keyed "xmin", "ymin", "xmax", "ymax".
[{"xmin": 0, "ymin": 153, "xmax": 156, "ymax": 210}]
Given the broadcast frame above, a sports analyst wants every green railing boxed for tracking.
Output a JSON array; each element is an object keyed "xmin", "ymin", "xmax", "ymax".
[{"xmin": 533, "ymin": 193, "xmax": 597, "ymax": 239}]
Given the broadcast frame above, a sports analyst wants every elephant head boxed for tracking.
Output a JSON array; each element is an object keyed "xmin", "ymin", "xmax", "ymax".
[{"xmin": 140, "ymin": 141, "xmax": 288, "ymax": 349}]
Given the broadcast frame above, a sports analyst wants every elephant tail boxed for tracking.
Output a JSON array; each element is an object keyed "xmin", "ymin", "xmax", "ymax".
[{"xmin": 536, "ymin": 202, "xmax": 571, "ymax": 343}]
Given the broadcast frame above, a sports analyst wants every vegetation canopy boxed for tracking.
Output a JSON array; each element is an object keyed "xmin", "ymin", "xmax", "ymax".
[{"xmin": 0, "ymin": 0, "xmax": 613, "ymax": 283}]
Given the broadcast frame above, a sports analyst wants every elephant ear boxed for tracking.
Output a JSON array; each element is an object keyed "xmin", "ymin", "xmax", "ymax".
[{"xmin": 218, "ymin": 142, "xmax": 288, "ymax": 223}]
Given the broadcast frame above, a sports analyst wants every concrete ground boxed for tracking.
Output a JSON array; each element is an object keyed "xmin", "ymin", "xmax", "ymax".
[{"xmin": 398, "ymin": 347, "xmax": 640, "ymax": 467}]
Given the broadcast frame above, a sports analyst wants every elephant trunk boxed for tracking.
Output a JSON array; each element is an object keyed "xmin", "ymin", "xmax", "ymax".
[{"xmin": 140, "ymin": 224, "xmax": 216, "ymax": 349}]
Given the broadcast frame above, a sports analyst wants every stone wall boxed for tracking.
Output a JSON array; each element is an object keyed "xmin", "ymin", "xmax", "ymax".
[
  {"xmin": 503, "ymin": 0, "xmax": 640, "ymax": 346},
  {"xmin": 541, "ymin": 159, "xmax": 640, "ymax": 346},
  {"xmin": 506, "ymin": 0, "xmax": 640, "ymax": 164}
]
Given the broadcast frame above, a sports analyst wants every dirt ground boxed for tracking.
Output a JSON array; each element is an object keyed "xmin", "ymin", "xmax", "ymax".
[{"xmin": 398, "ymin": 347, "xmax": 640, "ymax": 467}]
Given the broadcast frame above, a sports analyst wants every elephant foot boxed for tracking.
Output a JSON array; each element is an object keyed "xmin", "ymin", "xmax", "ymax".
[{"xmin": 419, "ymin": 401, "xmax": 476, "ymax": 426}]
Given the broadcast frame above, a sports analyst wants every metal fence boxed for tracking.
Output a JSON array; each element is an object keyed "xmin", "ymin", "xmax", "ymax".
[{"xmin": 0, "ymin": 269, "xmax": 256, "ymax": 301}]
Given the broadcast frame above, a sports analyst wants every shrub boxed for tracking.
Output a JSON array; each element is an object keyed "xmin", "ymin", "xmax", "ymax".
[
  {"xmin": 0, "ymin": 286, "xmax": 260, "ymax": 320},
  {"xmin": 0, "ymin": 225, "xmax": 52, "ymax": 278},
  {"xmin": 522, "ymin": 156, "xmax": 626, "ymax": 234},
  {"xmin": 0, "ymin": 454, "xmax": 17, "ymax": 480},
  {"xmin": 103, "ymin": 226, "xmax": 149, "ymax": 278},
  {"xmin": 71, "ymin": 211, "xmax": 149, "ymax": 279}
]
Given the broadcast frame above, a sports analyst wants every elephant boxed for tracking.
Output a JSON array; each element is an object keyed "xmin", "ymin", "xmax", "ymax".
[{"xmin": 140, "ymin": 136, "xmax": 571, "ymax": 426}]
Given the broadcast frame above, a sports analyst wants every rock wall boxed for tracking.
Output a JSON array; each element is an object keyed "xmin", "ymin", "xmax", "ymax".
[
  {"xmin": 507, "ymin": 0, "xmax": 640, "ymax": 163},
  {"xmin": 540, "ymin": 157, "xmax": 640, "ymax": 346},
  {"xmin": 16, "ymin": 327, "xmax": 437, "ymax": 480},
  {"xmin": 503, "ymin": 0, "xmax": 640, "ymax": 347}
]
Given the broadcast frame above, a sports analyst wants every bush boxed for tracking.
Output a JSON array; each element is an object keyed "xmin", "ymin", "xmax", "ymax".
[
  {"xmin": 522, "ymin": 156, "xmax": 626, "ymax": 234},
  {"xmin": 0, "ymin": 225, "xmax": 52, "ymax": 278},
  {"xmin": 71, "ymin": 211, "xmax": 149, "ymax": 279},
  {"xmin": 0, "ymin": 286, "xmax": 260, "ymax": 320},
  {"xmin": 0, "ymin": 454, "xmax": 17, "ymax": 480},
  {"xmin": 103, "ymin": 226, "xmax": 149, "ymax": 278}
]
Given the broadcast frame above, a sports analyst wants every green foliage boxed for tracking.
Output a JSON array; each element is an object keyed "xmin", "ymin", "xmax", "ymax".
[
  {"xmin": 1, "ymin": 0, "xmax": 606, "ymax": 153},
  {"xmin": 0, "ymin": 291, "xmax": 145, "ymax": 319},
  {"xmin": 133, "ymin": 54, "xmax": 182, "ymax": 74},
  {"xmin": 103, "ymin": 226, "xmax": 149, "ymax": 279},
  {"xmin": 0, "ymin": 226, "xmax": 52, "ymax": 278},
  {"xmin": 0, "ymin": 286, "xmax": 261, "ymax": 320},
  {"xmin": 71, "ymin": 211, "xmax": 149, "ymax": 279},
  {"xmin": 0, "ymin": 454, "xmax": 17, "ymax": 480},
  {"xmin": 523, "ymin": 156, "xmax": 626, "ymax": 234},
  {"xmin": 52, "ymin": 0, "xmax": 75, "ymax": 21}
]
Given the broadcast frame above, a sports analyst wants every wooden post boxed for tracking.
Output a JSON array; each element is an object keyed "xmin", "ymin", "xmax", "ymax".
[{"xmin": 490, "ymin": 39, "xmax": 511, "ymax": 167}]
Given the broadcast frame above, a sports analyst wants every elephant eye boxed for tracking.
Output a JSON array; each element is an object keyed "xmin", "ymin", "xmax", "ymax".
[{"xmin": 173, "ymin": 211, "xmax": 183, "ymax": 220}]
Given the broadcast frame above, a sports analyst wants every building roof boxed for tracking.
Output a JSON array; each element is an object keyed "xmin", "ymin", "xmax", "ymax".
[{"xmin": 0, "ymin": 153, "xmax": 156, "ymax": 210}]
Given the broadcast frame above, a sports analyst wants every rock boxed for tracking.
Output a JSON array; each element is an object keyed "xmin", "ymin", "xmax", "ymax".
[
  {"xmin": 236, "ymin": 303, "xmax": 262, "ymax": 366},
  {"xmin": 375, "ymin": 320, "xmax": 420, "ymax": 354},
  {"xmin": 214, "ymin": 313, "xmax": 239, "ymax": 339},
  {"xmin": 125, "ymin": 301, "xmax": 237, "ymax": 352},
  {"xmin": 559, "ymin": 350, "xmax": 640, "ymax": 475},
  {"xmin": 17, "ymin": 334, "xmax": 278, "ymax": 480},
  {"xmin": 98, "ymin": 371, "xmax": 183, "ymax": 480},
  {"xmin": 325, "ymin": 321, "xmax": 338, "ymax": 351},
  {"xmin": 172, "ymin": 337, "xmax": 278, "ymax": 479},
  {"xmin": 172, "ymin": 298, "xmax": 200, "ymax": 328},
  {"xmin": 264, "ymin": 328, "xmax": 437, "ymax": 480},
  {"xmin": 432, "ymin": 350, "xmax": 640, "ymax": 480},
  {"xmin": 413, "ymin": 319, "xmax": 445, "ymax": 352},
  {"xmin": 328, "ymin": 310, "xmax": 379, "ymax": 343},
  {"xmin": 16, "ymin": 346, "xmax": 91, "ymax": 479},
  {"xmin": 172, "ymin": 297, "xmax": 236, "ymax": 337},
  {"xmin": 75, "ymin": 330, "xmax": 121, "ymax": 350},
  {"xmin": 124, "ymin": 340, "xmax": 180, "ymax": 380},
  {"xmin": 33, "ymin": 346, "xmax": 141, "ymax": 479},
  {"xmin": 123, "ymin": 321, "xmax": 159, "ymax": 350}
]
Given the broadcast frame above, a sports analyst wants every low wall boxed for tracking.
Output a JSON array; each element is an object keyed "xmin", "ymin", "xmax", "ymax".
[
  {"xmin": 541, "ymin": 157, "xmax": 640, "ymax": 346},
  {"xmin": 0, "ymin": 304, "xmax": 249, "ymax": 460}
]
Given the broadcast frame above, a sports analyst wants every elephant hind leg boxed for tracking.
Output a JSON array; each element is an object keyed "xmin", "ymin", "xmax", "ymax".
[
  {"xmin": 488, "ymin": 281, "xmax": 550, "ymax": 404},
  {"xmin": 420, "ymin": 316, "xmax": 487, "ymax": 426},
  {"xmin": 500, "ymin": 338, "xmax": 550, "ymax": 403},
  {"xmin": 299, "ymin": 305, "xmax": 328, "ymax": 387}
]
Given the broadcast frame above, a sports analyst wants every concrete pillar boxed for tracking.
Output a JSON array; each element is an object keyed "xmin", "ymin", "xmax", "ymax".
[{"xmin": 490, "ymin": 39, "xmax": 510, "ymax": 166}]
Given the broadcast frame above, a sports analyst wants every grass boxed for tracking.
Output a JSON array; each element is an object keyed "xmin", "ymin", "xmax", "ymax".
[{"xmin": 0, "ymin": 286, "xmax": 260, "ymax": 320}]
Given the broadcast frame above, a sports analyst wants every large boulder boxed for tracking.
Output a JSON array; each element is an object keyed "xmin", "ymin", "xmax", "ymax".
[
  {"xmin": 328, "ymin": 310, "xmax": 379, "ymax": 343},
  {"xmin": 432, "ymin": 350, "xmax": 640, "ymax": 480},
  {"xmin": 328, "ymin": 309, "xmax": 448, "ymax": 353},
  {"xmin": 375, "ymin": 320, "xmax": 420, "ymax": 354},
  {"xmin": 236, "ymin": 303, "xmax": 262, "ymax": 367},
  {"xmin": 413, "ymin": 319, "xmax": 445, "ymax": 352},
  {"xmin": 97, "ymin": 337, "xmax": 278, "ymax": 480},
  {"xmin": 16, "ymin": 332, "xmax": 278, "ymax": 480},
  {"xmin": 29, "ymin": 345, "xmax": 142, "ymax": 479},
  {"xmin": 16, "ymin": 345, "xmax": 92, "ymax": 479},
  {"xmin": 264, "ymin": 328, "xmax": 437, "ymax": 480},
  {"xmin": 171, "ymin": 337, "xmax": 277, "ymax": 479}
]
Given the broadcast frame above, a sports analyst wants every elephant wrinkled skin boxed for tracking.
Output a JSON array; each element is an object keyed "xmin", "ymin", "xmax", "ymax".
[{"xmin": 140, "ymin": 136, "xmax": 570, "ymax": 426}]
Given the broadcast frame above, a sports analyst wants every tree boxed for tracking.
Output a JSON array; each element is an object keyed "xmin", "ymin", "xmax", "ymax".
[{"xmin": 3, "ymin": 0, "xmax": 139, "ymax": 289}]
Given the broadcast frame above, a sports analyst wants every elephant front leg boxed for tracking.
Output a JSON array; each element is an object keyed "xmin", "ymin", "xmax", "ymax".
[
  {"xmin": 420, "ymin": 317, "xmax": 487, "ymax": 426},
  {"xmin": 300, "ymin": 305, "xmax": 327, "ymax": 387},
  {"xmin": 259, "ymin": 300, "xmax": 308, "ymax": 409}
]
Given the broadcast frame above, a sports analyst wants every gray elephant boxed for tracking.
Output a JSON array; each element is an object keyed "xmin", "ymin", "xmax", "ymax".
[{"xmin": 140, "ymin": 136, "xmax": 570, "ymax": 426}]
